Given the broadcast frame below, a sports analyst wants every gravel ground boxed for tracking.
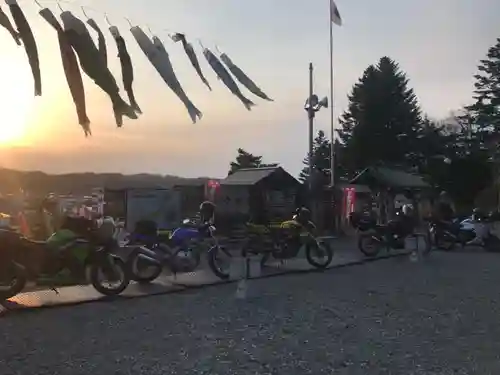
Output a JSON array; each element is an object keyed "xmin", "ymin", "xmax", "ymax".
[{"xmin": 3, "ymin": 251, "xmax": 500, "ymax": 374}]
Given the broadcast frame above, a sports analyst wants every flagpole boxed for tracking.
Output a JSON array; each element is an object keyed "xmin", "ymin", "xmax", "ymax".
[{"xmin": 328, "ymin": 0, "xmax": 335, "ymax": 188}]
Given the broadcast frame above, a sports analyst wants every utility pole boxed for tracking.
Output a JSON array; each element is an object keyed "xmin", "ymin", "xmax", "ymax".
[{"xmin": 308, "ymin": 62, "xmax": 314, "ymax": 193}]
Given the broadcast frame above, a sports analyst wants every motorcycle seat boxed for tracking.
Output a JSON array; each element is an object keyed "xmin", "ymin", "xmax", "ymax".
[{"xmin": 26, "ymin": 238, "xmax": 47, "ymax": 246}]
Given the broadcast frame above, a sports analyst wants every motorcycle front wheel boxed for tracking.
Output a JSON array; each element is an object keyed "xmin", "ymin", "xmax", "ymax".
[
  {"xmin": 305, "ymin": 240, "xmax": 333, "ymax": 269},
  {"xmin": 0, "ymin": 262, "xmax": 27, "ymax": 301},
  {"xmin": 89, "ymin": 256, "xmax": 129, "ymax": 296},
  {"xmin": 207, "ymin": 246, "xmax": 232, "ymax": 280}
]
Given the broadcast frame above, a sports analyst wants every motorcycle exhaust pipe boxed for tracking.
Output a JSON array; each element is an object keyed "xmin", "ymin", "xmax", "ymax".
[
  {"xmin": 135, "ymin": 246, "xmax": 162, "ymax": 265},
  {"xmin": 136, "ymin": 253, "xmax": 162, "ymax": 266}
]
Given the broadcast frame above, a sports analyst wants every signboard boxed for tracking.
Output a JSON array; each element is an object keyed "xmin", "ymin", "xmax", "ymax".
[{"xmin": 205, "ymin": 180, "xmax": 220, "ymax": 201}]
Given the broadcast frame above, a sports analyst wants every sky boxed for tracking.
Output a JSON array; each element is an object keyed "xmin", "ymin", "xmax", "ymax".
[{"xmin": 0, "ymin": 0, "xmax": 498, "ymax": 178}]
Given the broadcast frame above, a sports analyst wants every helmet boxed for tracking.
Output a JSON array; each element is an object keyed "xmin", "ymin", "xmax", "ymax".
[
  {"xmin": 402, "ymin": 204, "xmax": 414, "ymax": 216},
  {"xmin": 296, "ymin": 207, "xmax": 311, "ymax": 222},
  {"xmin": 199, "ymin": 201, "xmax": 216, "ymax": 211}
]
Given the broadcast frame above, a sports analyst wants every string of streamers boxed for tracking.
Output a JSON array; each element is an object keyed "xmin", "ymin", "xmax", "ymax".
[
  {"xmin": 22, "ymin": 0, "xmax": 222, "ymax": 49},
  {"xmin": 4, "ymin": 0, "xmax": 273, "ymax": 135}
]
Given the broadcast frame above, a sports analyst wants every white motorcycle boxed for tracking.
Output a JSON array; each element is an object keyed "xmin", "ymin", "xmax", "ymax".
[{"xmin": 460, "ymin": 212, "xmax": 500, "ymax": 251}]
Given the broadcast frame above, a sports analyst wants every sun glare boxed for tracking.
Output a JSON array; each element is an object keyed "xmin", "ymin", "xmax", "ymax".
[
  {"xmin": 0, "ymin": 59, "xmax": 34, "ymax": 146},
  {"xmin": 0, "ymin": 106, "xmax": 29, "ymax": 145}
]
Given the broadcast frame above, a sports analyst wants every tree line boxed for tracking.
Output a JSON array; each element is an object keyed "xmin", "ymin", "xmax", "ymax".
[{"xmin": 229, "ymin": 36, "xmax": 500, "ymax": 208}]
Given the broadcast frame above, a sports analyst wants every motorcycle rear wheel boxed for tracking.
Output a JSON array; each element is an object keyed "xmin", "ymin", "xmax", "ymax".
[
  {"xmin": 434, "ymin": 233, "xmax": 455, "ymax": 251},
  {"xmin": 126, "ymin": 248, "xmax": 163, "ymax": 283},
  {"xmin": 358, "ymin": 234, "xmax": 383, "ymax": 257}
]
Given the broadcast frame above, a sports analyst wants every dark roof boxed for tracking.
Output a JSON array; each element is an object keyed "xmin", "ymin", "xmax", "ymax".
[
  {"xmin": 349, "ymin": 167, "xmax": 429, "ymax": 189},
  {"xmin": 221, "ymin": 166, "xmax": 294, "ymax": 186}
]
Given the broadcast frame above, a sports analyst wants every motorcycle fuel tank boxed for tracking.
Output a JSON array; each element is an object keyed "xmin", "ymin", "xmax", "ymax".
[{"xmin": 169, "ymin": 227, "xmax": 200, "ymax": 244}]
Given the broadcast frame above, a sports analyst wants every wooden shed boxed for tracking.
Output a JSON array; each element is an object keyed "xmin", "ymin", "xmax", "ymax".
[{"xmin": 216, "ymin": 166, "xmax": 301, "ymax": 224}]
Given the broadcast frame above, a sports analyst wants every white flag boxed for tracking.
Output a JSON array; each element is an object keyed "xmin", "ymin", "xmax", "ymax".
[{"xmin": 330, "ymin": 0, "xmax": 342, "ymax": 26}]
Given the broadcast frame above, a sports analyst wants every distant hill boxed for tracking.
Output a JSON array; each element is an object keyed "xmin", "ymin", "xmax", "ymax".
[{"xmin": 0, "ymin": 168, "xmax": 210, "ymax": 195}]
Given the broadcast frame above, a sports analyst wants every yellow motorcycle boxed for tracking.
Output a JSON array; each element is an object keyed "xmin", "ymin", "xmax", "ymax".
[{"xmin": 242, "ymin": 213, "xmax": 333, "ymax": 269}]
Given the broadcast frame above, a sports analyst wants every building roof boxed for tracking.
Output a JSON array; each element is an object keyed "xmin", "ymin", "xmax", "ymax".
[
  {"xmin": 221, "ymin": 166, "xmax": 291, "ymax": 186},
  {"xmin": 349, "ymin": 167, "xmax": 429, "ymax": 189}
]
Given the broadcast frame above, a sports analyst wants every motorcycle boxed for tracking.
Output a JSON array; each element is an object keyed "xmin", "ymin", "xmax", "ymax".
[
  {"xmin": 354, "ymin": 211, "xmax": 428, "ymax": 257},
  {"xmin": 209, "ymin": 214, "xmax": 334, "ymax": 280},
  {"xmin": 430, "ymin": 212, "xmax": 500, "ymax": 252},
  {"xmin": 426, "ymin": 216, "xmax": 475, "ymax": 250},
  {"xmin": 0, "ymin": 217, "xmax": 130, "ymax": 301},
  {"xmin": 125, "ymin": 218, "xmax": 229, "ymax": 283}
]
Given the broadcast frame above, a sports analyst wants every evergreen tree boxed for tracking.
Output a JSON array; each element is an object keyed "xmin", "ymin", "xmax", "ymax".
[
  {"xmin": 337, "ymin": 57, "xmax": 422, "ymax": 174},
  {"xmin": 228, "ymin": 148, "xmax": 277, "ymax": 175},
  {"xmin": 465, "ymin": 37, "xmax": 500, "ymax": 131},
  {"xmin": 299, "ymin": 130, "xmax": 331, "ymax": 185}
]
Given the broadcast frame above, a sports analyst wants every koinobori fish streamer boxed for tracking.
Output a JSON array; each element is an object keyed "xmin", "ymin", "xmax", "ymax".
[
  {"xmin": 130, "ymin": 25, "xmax": 202, "ymax": 123},
  {"xmin": 2, "ymin": 0, "xmax": 273, "ymax": 135},
  {"xmin": 39, "ymin": 7, "xmax": 90, "ymax": 135},
  {"xmin": 171, "ymin": 32, "xmax": 211, "ymax": 91},
  {"xmin": 6, "ymin": 0, "xmax": 41, "ymax": 96}
]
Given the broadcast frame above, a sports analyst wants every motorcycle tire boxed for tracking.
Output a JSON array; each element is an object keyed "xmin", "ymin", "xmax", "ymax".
[
  {"xmin": 305, "ymin": 240, "xmax": 333, "ymax": 269},
  {"xmin": 358, "ymin": 234, "xmax": 383, "ymax": 257},
  {"xmin": 170, "ymin": 247, "xmax": 201, "ymax": 274},
  {"xmin": 434, "ymin": 233, "xmax": 455, "ymax": 251},
  {"xmin": 207, "ymin": 246, "xmax": 231, "ymax": 280},
  {"xmin": 126, "ymin": 248, "xmax": 163, "ymax": 284},
  {"xmin": 0, "ymin": 262, "xmax": 27, "ymax": 301},
  {"xmin": 89, "ymin": 257, "xmax": 129, "ymax": 296}
]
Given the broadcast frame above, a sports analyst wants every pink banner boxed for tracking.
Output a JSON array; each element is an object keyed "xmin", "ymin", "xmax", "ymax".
[{"xmin": 343, "ymin": 187, "xmax": 356, "ymax": 218}]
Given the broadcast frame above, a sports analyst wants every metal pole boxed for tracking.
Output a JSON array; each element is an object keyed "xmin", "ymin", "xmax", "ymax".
[
  {"xmin": 308, "ymin": 62, "xmax": 314, "ymax": 193},
  {"xmin": 328, "ymin": 0, "xmax": 335, "ymax": 188}
]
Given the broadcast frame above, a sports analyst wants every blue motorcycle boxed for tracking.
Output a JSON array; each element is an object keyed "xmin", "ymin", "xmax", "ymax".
[{"xmin": 125, "ymin": 219, "xmax": 224, "ymax": 283}]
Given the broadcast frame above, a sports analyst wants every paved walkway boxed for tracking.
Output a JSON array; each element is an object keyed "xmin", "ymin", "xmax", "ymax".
[{"xmin": 0, "ymin": 237, "xmax": 408, "ymax": 315}]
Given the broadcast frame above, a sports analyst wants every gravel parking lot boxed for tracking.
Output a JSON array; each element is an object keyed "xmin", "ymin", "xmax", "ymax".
[{"xmin": 2, "ymin": 251, "xmax": 500, "ymax": 375}]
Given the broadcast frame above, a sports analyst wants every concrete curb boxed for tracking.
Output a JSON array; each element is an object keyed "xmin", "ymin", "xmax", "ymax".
[{"xmin": 0, "ymin": 249, "xmax": 412, "ymax": 317}]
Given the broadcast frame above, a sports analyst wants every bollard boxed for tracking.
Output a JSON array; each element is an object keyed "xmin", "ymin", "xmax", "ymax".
[
  {"xmin": 405, "ymin": 235, "xmax": 420, "ymax": 262},
  {"xmin": 235, "ymin": 257, "xmax": 250, "ymax": 300}
]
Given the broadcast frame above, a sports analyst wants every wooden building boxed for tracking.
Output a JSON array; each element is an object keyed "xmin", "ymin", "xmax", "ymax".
[
  {"xmin": 349, "ymin": 166, "xmax": 431, "ymax": 222},
  {"xmin": 216, "ymin": 166, "xmax": 301, "ymax": 226}
]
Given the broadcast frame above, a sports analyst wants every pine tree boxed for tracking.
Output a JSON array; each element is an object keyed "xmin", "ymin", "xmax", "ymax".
[
  {"xmin": 337, "ymin": 57, "xmax": 422, "ymax": 174},
  {"xmin": 465, "ymin": 37, "xmax": 500, "ymax": 131},
  {"xmin": 299, "ymin": 130, "xmax": 331, "ymax": 185},
  {"xmin": 228, "ymin": 148, "xmax": 277, "ymax": 175}
]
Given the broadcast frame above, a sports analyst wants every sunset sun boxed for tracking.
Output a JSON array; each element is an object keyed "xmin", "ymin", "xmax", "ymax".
[
  {"xmin": 0, "ymin": 71, "xmax": 35, "ymax": 146},
  {"xmin": 0, "ymin": 106, "xmax": 29, "ymax": 145}
]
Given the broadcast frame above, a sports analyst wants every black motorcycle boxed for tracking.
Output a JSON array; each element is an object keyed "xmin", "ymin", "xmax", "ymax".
[
  {"xmin": 352, "ymin": 212, "xmax": 427, "ymax": 257},
  {"xmin": 429, "ymin": 212, "xmax": 500, "ymax": 252},
  {"xmin": 426, "ymin": 216, "xmax": 474, "ymax": 250}
]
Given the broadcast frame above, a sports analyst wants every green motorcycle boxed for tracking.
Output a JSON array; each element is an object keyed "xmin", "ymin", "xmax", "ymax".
[{"xmin": 0, "ymin": 217, "xmax": 130, "ymax": 301}]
